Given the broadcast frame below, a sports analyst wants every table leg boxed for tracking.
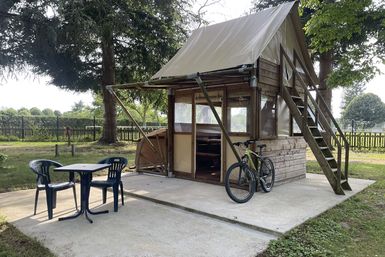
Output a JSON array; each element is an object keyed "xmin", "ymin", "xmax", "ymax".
[{"xmin": 58, "ymin": 172, "xmax": 108, "ymax": 223}]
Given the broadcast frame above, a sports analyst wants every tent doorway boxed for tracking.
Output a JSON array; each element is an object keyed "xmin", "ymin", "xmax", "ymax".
[{"xmin": 194, "ymin": 91, "xmax": 223, "ymax": 182}]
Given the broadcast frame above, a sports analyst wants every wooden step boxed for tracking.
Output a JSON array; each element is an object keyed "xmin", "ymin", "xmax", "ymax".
[
  {"xmin": 291, "ymin": 96, "xmax": 302, "ymax": 100},
  {"xmin": 319, "ymin": 146, "xmax": 329, "ymax": 150},
  {"xmin": 325, "ymin": 157, "xmax": 335, "ymax": 161}
]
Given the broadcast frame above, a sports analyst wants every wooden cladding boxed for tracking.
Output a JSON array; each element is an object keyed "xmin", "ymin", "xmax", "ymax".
[{"xmin": 258, "ymin": 58, "xmax": 279, "ymax": 87}]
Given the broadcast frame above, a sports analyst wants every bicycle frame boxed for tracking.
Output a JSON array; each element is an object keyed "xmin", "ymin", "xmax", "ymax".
[{"xmin": 243, "ymin": 149, "xmax": 260, "ymax": 172}]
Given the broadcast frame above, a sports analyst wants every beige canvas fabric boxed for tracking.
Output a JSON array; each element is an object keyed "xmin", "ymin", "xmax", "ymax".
[{"xmin": 152, "ymin": 2, "xmax": 297, "ymax": 79}]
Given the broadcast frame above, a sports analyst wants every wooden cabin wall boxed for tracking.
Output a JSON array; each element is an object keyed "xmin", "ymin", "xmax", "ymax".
[{"xmin": 258, "ymin": 57, "xmax": 307, "ymax": 185}]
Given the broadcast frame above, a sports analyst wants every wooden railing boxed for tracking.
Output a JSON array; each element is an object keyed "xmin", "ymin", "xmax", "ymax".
[{"xmin": 280, "ymin": 45, "xmax": 350, "ymax": 188}]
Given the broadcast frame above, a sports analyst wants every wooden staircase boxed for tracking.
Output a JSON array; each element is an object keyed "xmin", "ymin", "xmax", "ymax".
[{"xmin": 279, "ymin": 46, "xmax": 351, "ymax": 195}]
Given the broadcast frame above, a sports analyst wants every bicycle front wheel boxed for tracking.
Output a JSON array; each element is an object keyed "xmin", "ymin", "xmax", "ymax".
[
  {"xmin": 259, "ymin": 157, "xmax": 275, "ymax": 192},
  {"xmin": 225, "ymin": 162, "xmax": 256, "ymax": 203}
]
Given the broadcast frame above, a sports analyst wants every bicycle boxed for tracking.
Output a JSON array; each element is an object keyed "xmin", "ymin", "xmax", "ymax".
[{"xmin": 224, "ymin": 139, "xmax": 275, "ymax": 203}]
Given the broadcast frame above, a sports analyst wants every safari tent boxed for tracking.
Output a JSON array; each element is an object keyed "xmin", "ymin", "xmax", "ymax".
[{"xmin": 108, "ymin": 1, "xmax": 351, "ymax": 195}]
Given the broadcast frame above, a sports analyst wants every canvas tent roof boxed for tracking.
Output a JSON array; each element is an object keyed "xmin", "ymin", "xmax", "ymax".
[{"xmin": 152, "ymin": 1, "xmax": 317, "ymax": 83}]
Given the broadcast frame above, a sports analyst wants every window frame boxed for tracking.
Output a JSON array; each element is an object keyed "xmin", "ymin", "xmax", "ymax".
[
  {"xmin": 259, "ymin": 92, "xmax": 278, "ymax": 140},
  {"xmin": 226, "ymin": 87, "xmax": 252, "ymax": 137}
]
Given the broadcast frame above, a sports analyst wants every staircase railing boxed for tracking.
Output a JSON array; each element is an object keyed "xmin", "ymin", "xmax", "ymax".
[{"xmin": 279, "ymin": 45, "xmax": 350, "ymax": 186}]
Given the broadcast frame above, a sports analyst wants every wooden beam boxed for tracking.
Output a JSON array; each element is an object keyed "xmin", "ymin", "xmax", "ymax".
[{"xmin": 167, "ymin": 89, "xmax": 175, "ymax": 177}]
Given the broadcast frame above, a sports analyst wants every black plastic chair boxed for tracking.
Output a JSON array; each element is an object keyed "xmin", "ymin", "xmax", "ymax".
[
  {"xmin": 90, "ymin": 157, "xmax": 127, "ymax": 212},
  {"xmin": 29, "ymin": 159, "xmax": 78, "ymax": 220}
]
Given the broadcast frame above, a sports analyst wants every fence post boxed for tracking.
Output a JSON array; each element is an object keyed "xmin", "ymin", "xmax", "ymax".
[
  {"xmin": 93, "ymin": 116, "xmax": 96, "ymax": 141},
  {"xmin": 21, "ymin": 116, "xmax": 25, "ymax": 141},
  {"xmin": 56, "ymin": 116, "xmax": 59, "ymax": 142},
  {"xmin": 55, "ymin": 144, "xmax": 59, "ymax": 157},
  {"xmin": 71, "ymin": 144, "xmax": 75, "ymax": 156}
]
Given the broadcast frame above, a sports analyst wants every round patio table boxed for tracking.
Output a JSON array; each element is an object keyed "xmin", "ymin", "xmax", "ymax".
[{"xmin": 55, "ymin": 163, "xmax": 111, "ymax": 223}]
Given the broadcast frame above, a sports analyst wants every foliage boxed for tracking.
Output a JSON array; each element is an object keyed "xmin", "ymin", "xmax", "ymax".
[
  {"xmin": 0, "ymin": 108, "xmax": 17, "ymax": 117},
  {"xmin": 17, "ymin": 107, "xmax": 30, "ymax": 116},
  {"xmin": 252, "ymin": 0, "xmax": 385, "ymax": 88},
  {"xmin": 341, "ymin": 83, "xmax": 366, "ymax": 110},
  {"xmin": 0, "ymin": 135, "xmax": 19, "ymax": 142},
  {"xmin": 341, "ymin": 93, "xmax": 385, "ymax": 128},
  {"xmin": 29, "ymin": 107, "xmax": 42, "ymax": 116},
  {"xmin": 303, "ymin": 0, "xmax": 385, "ymax": 88},
  {"xmin": 0, "ymin": 0, "xmax": 200, "ymax": 143},
  {"xmin": 0, "ymin": 153, "xmax": 7, "ymax": 167},
  {"xmin": 41, "ymin": 108, "xmax": 54, "ymax": 116}
]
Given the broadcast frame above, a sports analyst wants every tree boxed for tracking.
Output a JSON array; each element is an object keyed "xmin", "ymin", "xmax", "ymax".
[
  {"xmin": 341, "ymin": 93, "xmax": 385, "ymax": 128},
  {"xmin": 17, "ymin": 107, "xmax": 30, "ymax": 116},
  {"xmin": 341, "ymin": 83, "xmax": 366, "ymax": 110},
  {"xmin": 53, "ymin": 110, "xmax": 62, "ymax": 117},
  {"xmin": 0, "ymin": 108, "xmax": 17, "ymax": 116},
  {"xmin": 1, "ymin": 0, "xmax": 197, "ymax": 143},
  {"xmin": 42, "ymin": 108, "xmax": 54, "ymax": 116},
  {"xmin": 253, "ymin": 0, "xmax": 385, "ymax": 122},
  {"xmin": 71, "ymin": 101, "xmax": 86, "ymax": 113},
  {"xmin": 29, "ymin": 107, "xmax": 42, "ymax": 116}
]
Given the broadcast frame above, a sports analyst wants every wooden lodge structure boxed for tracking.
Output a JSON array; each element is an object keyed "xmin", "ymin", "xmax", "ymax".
[{"xmin": 108, "ymin": 1, "xmax": 351, "ymax": 194}]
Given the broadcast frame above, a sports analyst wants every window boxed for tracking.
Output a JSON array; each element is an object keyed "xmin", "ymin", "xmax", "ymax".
[
  {"xmin": 196, "ymin": 105, "xmax": 222, "ymax": 124},
  {"xmin": 260, "ymin": 94, "xmax": 276, "ymax": 138},
  {"xmin": 227, "ymin": 90, "xmax": 250, "ymax": 133},
  {"xmin": 174, "ymin": 95, "xmax": 192, "ymax": 133}
]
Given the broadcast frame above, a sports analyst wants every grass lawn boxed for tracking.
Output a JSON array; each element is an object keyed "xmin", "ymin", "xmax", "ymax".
[
  {"xmin": 259, "ymin": 151, "xmax": 385, "ymax": 257},
  {"xmin": 0, "ymin": 142, "xmax": 136, "ymax": 192}
]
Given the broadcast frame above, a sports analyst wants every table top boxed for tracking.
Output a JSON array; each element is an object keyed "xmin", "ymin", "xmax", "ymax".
[{"xmin": 54, "ymin": 163, "xmax": 111, "ymax": 173}]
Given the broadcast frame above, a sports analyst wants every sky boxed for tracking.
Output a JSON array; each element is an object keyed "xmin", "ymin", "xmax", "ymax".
[{"xmin": 0, "ymin": 0, "xmax": 384, "ymax": 117}]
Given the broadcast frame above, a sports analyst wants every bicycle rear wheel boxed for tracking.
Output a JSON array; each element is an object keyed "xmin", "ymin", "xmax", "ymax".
[
  {"xmin": 225, "ymin": 162, "xmax": 256, "ymax": 203},
  {"xmin": 259, "ymin": 157, "xmax": 275, "ymax": 192}
]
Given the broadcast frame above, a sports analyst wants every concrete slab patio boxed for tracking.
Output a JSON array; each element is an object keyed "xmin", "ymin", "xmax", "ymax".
[
  {"xmin": 121, "ymin": 173, "xmax": 374, "ymax": 235},
  {"xmin": 0, "ymin": 173, "xmax": 374, "ymax": 257},
  {"xmin": 0, "ymin": 186, "xmax": 274, "ymax": 257}
]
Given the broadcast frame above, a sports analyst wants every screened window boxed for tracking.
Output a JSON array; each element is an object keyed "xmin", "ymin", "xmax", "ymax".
[
  {"xmin": 260, "ymin": 94, "xmax": 276, "ymax": 138},
  {"xmin": 227, "ymin": 90, "xmax": 250, "ymax": 133},
  {"xmin": 196, "ymin": 105, "xmax": 222, "ymax": 124},
  {"xmin": 174, "ymin": 95, "xmax": 192, "ymax": 133}
]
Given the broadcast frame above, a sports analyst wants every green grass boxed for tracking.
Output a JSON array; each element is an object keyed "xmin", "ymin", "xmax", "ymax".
[
  {"xmin": 0, "ymin": 216, "xmax": 55, "ymax": 257},
  {"xmin": 0, "ymin": 142, "xmax": 136, "ymax": 192},
  {"xmin": 259, "ymin": 153, "xmax": 385, "ymax": 257}
]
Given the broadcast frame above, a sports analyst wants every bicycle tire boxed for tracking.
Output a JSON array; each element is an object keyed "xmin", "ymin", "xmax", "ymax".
[
  {"xmin": 225, "ymin": 162, "xmax": 256, "ymax": 203},
  {"xmin": 259, "ymin": 157, "xmax": 275, "ymax": 192}
]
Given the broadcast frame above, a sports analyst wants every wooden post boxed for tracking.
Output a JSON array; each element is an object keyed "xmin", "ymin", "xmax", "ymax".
[
  {"xmin": 21, "ymin": 116, "xmax": 25, "ymax": 141},
  {"xmin": 71, "ymin": 144, "xmax": 75, "ymax": 157},
  {"xmin": 56, "ymin": 116, "xmax": 59, "ymax": 142},
  {"xmin": 55, "ymin": 144, "xmax": 59, "ymax": 157},
  {"xmin": 93, "ymin": 116, "xmax": 96, "ymax": 141},
  {"xmin": 250, "ymin": 67, "xmax": 258, "ymax": 141},
  {"xmin": 167, "ymin": 89, "xmax": 175, "ymax": 177}
]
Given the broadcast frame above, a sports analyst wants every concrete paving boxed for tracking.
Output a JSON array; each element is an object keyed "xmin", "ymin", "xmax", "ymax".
[
  {"xmin": 121, "ymin": 173, "xmax": 374, "ymax": 234},
  {"xmin": 0, "ymin": 174, "xmax": 374, "ymax": 257},
  {"xmin": 0, "ymin": 186, "xmax": 274, "ymax": 257}
]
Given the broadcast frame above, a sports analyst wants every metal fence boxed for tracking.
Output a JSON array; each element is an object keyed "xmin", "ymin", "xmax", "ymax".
[
  {"xmin": 0, "ymin": 115, "xmax": 166, "ymax": 142},
  {"xmin": 333, "ymin": 132, "xmax": 385, "ymax": 151}
]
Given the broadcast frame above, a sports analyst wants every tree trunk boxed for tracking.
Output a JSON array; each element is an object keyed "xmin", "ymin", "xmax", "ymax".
[
  {"xmin": 99, "ymin": 28, "xmax": 117, "ymax": 144},
  {"xmin": 318, "ymin": 50, "xmax": 333, "ymax": 145}
]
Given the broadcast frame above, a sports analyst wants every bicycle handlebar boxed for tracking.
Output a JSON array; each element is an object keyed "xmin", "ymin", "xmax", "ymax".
[{"xmin": 233, "ymin": 139, "xmax": 266, "ymax": 149}]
